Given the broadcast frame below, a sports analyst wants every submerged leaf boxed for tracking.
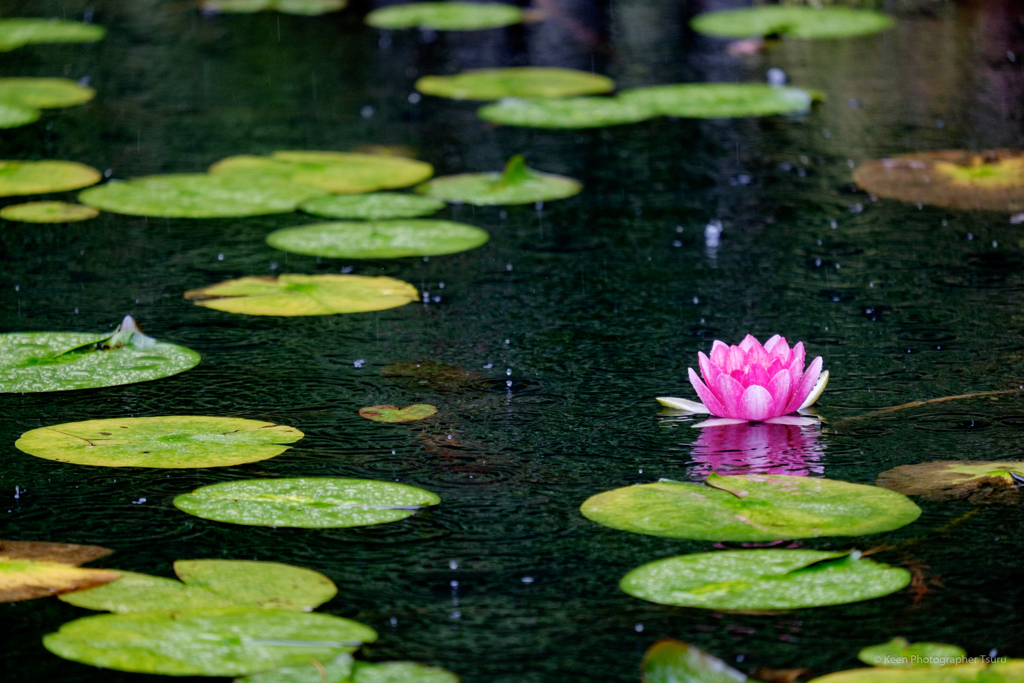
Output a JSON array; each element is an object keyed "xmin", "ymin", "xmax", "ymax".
[
  {"xmin": 0, "ymin": 18, "xmax": 105, "ymax": 51},
  {"xmin": 0, "ymin": 560, "xmax": 120, "ymax": 602},
  {"xmin": 300, "ymin": 193, "xmax": 445, "ymax": 219},
  {"xmin": 0, "ymin": 540, "xmax": 112, "ymax": 565},
  {"xmin": 210, "ymin": 152, "xmax": 434, "ymax": 194},
  {"xmin": 875, "ymin": 461, "xmax": 1024, "ymax": 505},
  {"xmin": 173, "ymin": 477, "xmax": 441, "ymax": 528},
  {"xmin": 478, "ymin": 96, "xmax": 654, "ymax": 129},
  {"xmin": 359, "ymin": 404, "xmax": 438, "ymax": 423},
  {"xmin": 0, "ymin": 160, "xmax": 101, "ymax": 197},
  {"xmin": 690, "ymin": 6, "xmax": 894, "ymax": 40},
  {"xmin": 618, "ymin": 84, "xmax": 812, "ymax": 118},
  {"xmin": 416, "ymin": 67, "xmax": 614, "ymax": 101},
  {"xmin": 381, "ymin": 360, "xmax": 482, "ymax": 391},
  {"xmin": 808, "ymin": 661, "xmax": 1024, "ymax": 683},
  {"xmin": 0, "ymin": 201, "xmax": 98, "ymax": 222},
  {"xmin": 185, "ymin": 274, "xmax": 419, "ymax": 316},
  {"xmin": 641, "ymin": 639, "xmax": 747, "ymax": 683},
  {"xmin": 416, "ymin": 155, "xmax": 582, "ymax": 205},
  {"xmin": 366, "ymin": 2, "xmax": 523, "ymax": 30},
  {"xmin": 0, "ymin": 78, "xmax": 95, "ymax": 108},
  {"xmin": 201, "ymin": 0, "xmax": 347, "ymax": 15},
  {"xmin": 267, "ymin": 220, "xmax": 489, "ymax": 259},
  {"xmin": 858, "ymin": 638, "xmax": 966, "ymax": 668}
]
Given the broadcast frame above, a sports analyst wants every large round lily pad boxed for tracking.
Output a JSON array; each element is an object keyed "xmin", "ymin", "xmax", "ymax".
[
  {"xmin": 0, "ymin": 201, "xmax": 98, "ymax": 223},
  {"xmin": 300, "ymin": 192, "xmax": 445, "ymax": 219},
  {"xmin": 366, "ymin": 2, "xmax": 523, "ymax": 30},
  {"xmin": 641, "ymin": 639, "xmax": 748, "ymax": 683},
  {"xmin": 876, "ymin": 461, "xmax": 1024, "ymax": 504},
  {"xmin": 79, "ymin": 173, "xmax": 326, "ymax": 218},
  {"xmin": 0, "ymin": 331, "xmax": 200, "ymax": 393},
  {"xmin": 43, "ymin": 608, "xmax": 377, "ymax": 676},
  {"xmin": 0, "ymin": 160, "xmax": 101, "ymax": 197},
  {"xmin": 60, "ymin": 559, "xmax": 336, "ymax": 613},
  {"xmin": 185, "ymin": 274, "xmax": 419, "ymax": 316},
  {"xmin": 581, "ymin": 474, "xmax": 921, "ymax": 542},
  {"xmin": 478, "ymin": 96, "xmax": 654, "ymax": 129},
  {"xmin": 808, "ymin": 661, "xmax": 1024, "ymax": 683},
  {"xmin": 201, "ymin": 0, "xmax": 347, "ymax": 15},
  {"xmin": 16, "ymin": 416, "xmax": 303, "ymax": 468},
  {"xmin": 267, "ymin": 220, "xmax": 490, "ymax": 259},
  {"xmin": 415, "ymin": 67, "xmax": 614, "ymax": 101},
  {"xmin": 620, "ymin": 549, "xmax": 911, "ymax": 610},
  {"xmin": 0, "ymin": 101, "xmax": 39, "ymax": 129},
  {"xmin": 416, "ymin": 155, "xmax": 581, "ymax": 205},
  {"xmin": 0, "ymin": 18, "xmax": 106, "ymax": 51},
  {"xmin": 210, "ymin": 152, "xmax": 434, "ymax": 194},
  {"xmin": 0, "ymin": 78, "xmax": 95, "ymax": 108},
  {"xmin": 857, "ymin": 638, "xmax": 966, "ymax": 668},
  {"xmin": 853, "ymin": 151, "xmax": 1024, "ymax": 212},
  {"xmin": 173, "ymin": 477, "xmax": 441, "ymax": 528},
  {"xmin": 690, "ymin": 6, "xmax": 893, "ymax": 40},
  {"xmin": 619, "ymin": 84, "xmax": 812, "ymax": 118}
]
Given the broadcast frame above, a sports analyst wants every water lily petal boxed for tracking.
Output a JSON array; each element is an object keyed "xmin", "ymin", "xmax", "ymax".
[
  {"xmin": 738, "ymin": 334, "xmax": 760, "ymax": 352},
  {"xmin": 656, "ymin": 396, "xmax": 710, "ymax": 413},
  {"xmin": 763, "ymin": 334, "xmax": 782, "ymax": 351},
  {"xmin": 715, "ymin": 373, "xmax": 746, "ymax": 418},
  {"xmin": 739, "ymin": 384, "xmax": 775, "ymax": 421},
  {"xmin": 724, "ymin": 346, "xmax": 746, "ymax": 374},
  {"xmin": 739, "ymin": 364, "xmax": 770, "ymax": 389},
  {"xmin": 785, "ymin": 356, "xmax": 823, "ymax": 414},
  {"xmin": 710, "ymin": 340, "xmax": 730, "ymax": 366},
  {"xmin": 787, "ymin": 342, "xmax": 806, "ymax": 385},
  {"xmin": 763, "ymin": 415, "xmax": 820, "ymax": 426},
  {"xmin": 745, "ymin": 342, "xmax": 770, "ymax": 370},
  {"xmin": 690, "ymin": 417, "xmax": 750, "ymax": 428},
  {"xmin": 766, "ymin": 368, "xmax": 792, "ymax": 415},
  {"xmin": 798, "ymin": 369, "xmax": 829, "ymax": 409},
  {"xmin": 766, "ymin": 335, "xmax": 792, "ymax": 364},
  {"xmin": 688, "ymin": 367, "xmax": 728, "ymax": 416},
  {"xmin": 698, "ymin": 351, "xmax": 720, "ymax": 389}
]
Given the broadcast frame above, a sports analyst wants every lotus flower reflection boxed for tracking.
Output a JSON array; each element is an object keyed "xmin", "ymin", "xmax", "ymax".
[
  {"xmin": 659, "ymin": 334, "xmax": 828, "ymax": 423},
  {"xmin": 689, "ymin": 421, "xmax": 825, "ymax": 479}
]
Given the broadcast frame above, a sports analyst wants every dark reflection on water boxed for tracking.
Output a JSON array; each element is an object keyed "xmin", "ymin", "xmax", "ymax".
[{"xmin": 687, "ymin": 421, "xmax": 826, "ymax": 478}]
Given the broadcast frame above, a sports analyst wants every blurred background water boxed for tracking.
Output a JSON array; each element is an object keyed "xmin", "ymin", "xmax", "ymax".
[{"xmin": 2, "ymin": 0, "xmax": 1024, "ymax": 680}]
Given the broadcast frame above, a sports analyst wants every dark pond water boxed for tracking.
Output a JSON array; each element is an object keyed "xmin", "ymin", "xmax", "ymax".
[{"xmin": 3, "ymin": 0, "xmax": 1024, "ymax": 680}]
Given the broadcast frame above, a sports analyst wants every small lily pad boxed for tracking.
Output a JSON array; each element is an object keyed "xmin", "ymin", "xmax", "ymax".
[
  {"xmin": 60, "ymin": 559, "xmax": 336, "ymax": 613},
  {"xmin": 236, "ymin": 655, "xmax": 355, "ymax": 683},
  {"xmin": 16, "ymin": 416, "xmax": 303, "ymax": 468},
  {"xmin": 0, "ymin": 201, "xmax": 98, "ymax": 222},
  {"xmin": 642, "ymin": 639, "xmax": 747, "ymax": 683},
  {"xmin": 173, "ymin": 477, "xmax": 441, "ymax": 528},
  {"xmin": 300, "ymin": 193, "xmax": 445, "ymax": 219},
  {"xmin": 79, "ymin": 173, "xmax": 326, "ymax": 218},
  {"xmin": 44, "ymin": 608, "xmax": 377, "ymax": 676},
  {"xmin": 201, "ymin": 0, "xmax": 348, "ymax": 15},
  {"xmin": 352, "ymin": 661, "xmax": 461, "ymax": 683},
  {"xmin": 267, "ymin": 220, "xmax": 489, "ymax": 259},
  {"xmin": 478, "ymin": 95, "xmax": 654, "ymax": 129},
  {"xmin": 808, "ymin": 661, "xmax": 1024, "ymax": 683},
  {"xmin": 690, "ymin": 6, "xmax": 894, "ymax": 40},
  {"xmin": 619, "ymin": 83, "xmax": 812, "ymax": 118},
  {"xmin": 359, "ymin": 404, "xmax": 438, "ymax": 423},
  {"xmin": 366, "ymin": 2, "xmax": 523, "ymax": 30},
  {"xmin": 0, "ymin": 78, "xmax": 95, "ymax": 108},
  {"xmin": 185, "ymin": 274, "xmax": 419, "ymax": 316},
  {"xmin": 0, "ymin": 540, "xmax": 116, "ymax": 602},
  {"xmin": 581, "ymin": 474, "xmax": 921, "ymax": 542},
  {"xmin": 875, "ymin": 461, "xmax": 1024, "ymax": 505},
  {"xmin": 0, "ymin": 160, "xmax": 101, "ymax": 197},
  {"xmin": 0, "ymin": 18, "xmax": 105, "ymax": 51},
  {"xmin": 853, "ymin": 151, "xmax": 1024, "ymax": 212},
  {"xmin": 381, "ymin": 360, "xmax": 482, "ymax": 391},
  {"xmin": 415, "ymin": 67, "xmax": 614, "ymax": 101},
  {"xmin": 210, "ymin": 152, "xmax": 434, "ymax": 194},
  {"xmin": 858, "ymin": 638, "xmax": 967, "ymax": 668},
  {"xmin": 621, "ymin": 549, "xmax": 911, "ymax": 610},
  {"xmin": 416, "ymin": 155, "xmax": 581, "ymax": 206},
  {"xmin": 0, "ymin": 101, "xmax": 39, "ymax": 129}
]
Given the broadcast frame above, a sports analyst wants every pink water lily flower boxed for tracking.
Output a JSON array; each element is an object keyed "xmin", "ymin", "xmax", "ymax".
[{"xmin": 658, "ymin": 334, "xmax": 828, "ymax": 423}]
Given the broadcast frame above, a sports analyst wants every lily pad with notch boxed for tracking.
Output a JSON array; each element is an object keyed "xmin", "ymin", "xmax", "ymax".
[
  {"xmin": 415, "ymin": 67, "xmax": 614, "ymax": 100},
  {"xmin": 618, "ymin": 83, "xmax": 813, "ymax": 119},
  {"xmin": 0, "ymin": 540, "xmax": 117, "ymax": 602},
  {"xmin": 173, "ymin": 477, "xmax": 441, "ymax": 528},
  {"xmin": 300, "ymin": 192, "xmax": 445, "ymax": 219},
  {"xmin": 366, "ymin": 2, "xmax": 523, "ymax": 31},
  {"xmin": 416, "ymin": 155, "xmax": 581, "ymax": 205},
  {"xmin": 0, "ymin": 201, "xmax": 98, "ymax": 222},
  {"xmin": 875, "ymin": 461, "xmax": 1024, "ymax": 505},
  {"xmin": 478, "ymin": 96, "xmax": 655, "ymax": 129},
  {"xmin": 0, "ymin": 18, "xmax": 105, "ymax": 51},
  {"xmin": 210, "ymin": 152, "xmax": 434, "ymax": 194},
  {"xmin": 620, "ymin": 549, "xmax": 911, "ymax": 610},
  {"xmin": 16, "ymin": 416, "xmax": 303, "ymax": 468},
  {"xmin": 359, "ymin": 404, "xmax": 438, "ymax": 423},
  {"xmin": 641, "ymin": 638, "xmax": 748, "ymax": 683},
  {"xmin": 267, "ymin": 220, "xmax": 489, "ymax": 259},
  {"xmin": 0, "ymin": 160, "xmax": 101, "ymax": 197},
  {"xmin": 0, "ymin": 78, "xmax": 95, "ymax": 108},
  {"xmin": 690, "ymin": 6, "xmax": 894, "ymax": 40},
  {"xmin": 857, "ymin": 638, "xmax": 966, "ymax": 668},
  {"xmin": 201, "ymin": 0, "xmax": 348, "ymax": 15}
]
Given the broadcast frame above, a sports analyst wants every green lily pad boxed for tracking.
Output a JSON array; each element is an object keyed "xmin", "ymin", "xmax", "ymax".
[
  {"xmin": 876, "ymin": 461, "xmax": 1024, "ymax": 505},
  {"xmin": 201, "ymin": 0, "xmax": 347, "ymax": 15},
  {"xmin": 641, "ymin": 638, "xmax": 747, "ymax": 683},
  {"xmin": 359, "ymin": 404, "xmax": 438, "ymax": 423},
  {"xmin": 477, "ymin": 95, "xmax": 654, "ymax": 129},
  {"xmin": 0, "ymin": 160, "xmax": 101, "ymax": 197},
  {"xmin": 300, "ymin": 193, "xmax": 445, "ymax": 219},
  {"xmin": 618, "ymin": 84, "xmax": 812, "ymax": 118},
  {"xmin": 236, "ymin": 655, "xmax": 355, "ymax": 683},
  {"xmin": 236, "ymin": 658, "xmax": 460, "ymax": 683},
  {"xmin": 0, "ymin": 201, "xmax": 98, "ymax": 223},
  {"xmin": 173, "ymin": 477, "xmax": 441, "ymax": 528},
  {"xmin": 185, "ymin": 274, "xmax": 419, "ymax": 316},
  {"xmin": 581, "ymin": 473, "xmax": 921, "ymax": 542},
  {"xmin": 0, "ymin": 78, "xmax": 95, "ymax": 108},
  {"xmin": 44, "ymin": 608, "xmax": 377, "ymax": 676},
  {"xmin": 366, "ymin": 2, "xmax": 523, "ymax": 30},
  {"xmin": 353, "ymin": 661, "xmax": 461, "ymax": 683},
  {"xmin": 16, "ymin": 416, "xmax": 303, "ymax": 468},
  {"xmin": 267, "ymin": 220, "xmax": 490, "ymax": 259},
  {"xmin": 690, "ymin": 6, "xmax": 894, "ymax": 40},
  {"xmin": 620, "ymin": 549, "xmax": 911, "ymax": 610},
  {"xmin": 808, "ymin": 661, "xmax": 1024, "ymax": 683},
  {"xmin": 0, "ymin": 101, "xmax": 40, "ymax": 129},
  {"xmin": 0, "ymin": 18, "xmax": 105, "ymax": 51},
  {"xmin": 60, "ymin": 559, "xmax": 336, "ymax": 613},
  {"xmin": 416, "ymin": 155, "xmax": 581, "ymax": 206},
  {"xmin": 858, "ymin": 638, "xmax": 967, "ymax": 668},
  {"xmin": 415, "ymin": 67, "xmax": 614, "ymax": 101},
  {"xmin": 78, "ymin": 173, "xmax": 326, "ymax": 218},
  {"xmin": 210, "ymin": 152, "xmax": 434, "ymax": 194},
  {"xmin": 381, "ymin": 360, "xmax": 482, "ymax": 391}
]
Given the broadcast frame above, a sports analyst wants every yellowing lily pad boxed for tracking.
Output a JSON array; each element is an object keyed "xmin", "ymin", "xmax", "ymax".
[
  {"xmin": 0, "ymin": 78, "xmax": 95, "ymax": 108},
  {"xmin": 581, "ymin": 474, "xmax": 921, "ymax": 542},
  {"xmin": 185, "ymin": 274, "xmax": 419, "ymax": 316},
  {"xmin": 210, "ymin": 152, "xmax": 434, "ymax": 194},
  {"xmin": 0, "ymin": 101, "xmax": 39, "ymax": 129},
  {"xmin": 0, "ymin": 19, "xmax": 105, "ymax": 51},
  {"xmin": 60, "ymin": 559, "xmax": 337, "ymax": 613},
  {"xmin": 415, "ymin": 67, "xmax": 614, "ymax": 101},
  {"xmin": 0, "ymin": 540, "xmax": 117, "ymax": 602},
  {"xmin": 267, "ymin": 220, "xmax": 489, "ymax": 259},
  {"xmin": 808, "ymin": 661, "xmax": 1024, "ymax": 683},
  {"xmin": 858, "ymin": 638, "xmax": 966, "ymax": 668},
  {"xmin": 359, "ymin": 404, "xmax": 438, "ymax": 423},
  {"xmin": 0, "ymin": 540, "xmax": 112, "ymax": 565},
  {"xmin": 16, "ymin": 416, "xmax": 303, "ymax": 468},
  {"xmin": 173, "ymin": 477, "xmax": 441, "ymax": 528},
  {"xmin": 44, "ymin": 608, "xmax": 377, "ymax": 676},
  {"xmin": 366, "ymin": 2, "xmax": 523, "ymax": 30},
  {"xmin": 619, "ymin": 83, "xmax": 812, "ymax": 118},
  {"xmin": 0, "ymin": 201, "xmax": 98, "ymax": 223},
  {"xmin": 416, "ymin": 155, "xmax": 581, "ymax": 206},
  {"xmin": 690, "ymin": 6, "xmax": 894, "ymax": 40},
  {"xmin": 875, "ymin": 461, "xmax": 1024, "ymax": 505},
  {"xmin": 621, "ymin": 549, "xmax": 911, "ymax": 610},
  {"xmin": 201, "ymin": 0, "xmax": 347, "ymax": 15},
  {"xmin": 79, "ymin": 173, "xmax": 326, "ymax": 218},
  {"xmin": 478, "ymin": 96, "xmax": 654, "ymax": 129},
  {"xmin": 853, "ymin": 151, "xmax": 1024, "ymax": 212},
  {"xmin": 0, "ymin": 160, "xmax": 101, "ymax": 197},
  {"xmin": 300, "ymin": 193, "xmax": 445, "ymax": 219},
  {"xmin": 642, "ymin": 639, "xmax": 748, "ymax": 683}
]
